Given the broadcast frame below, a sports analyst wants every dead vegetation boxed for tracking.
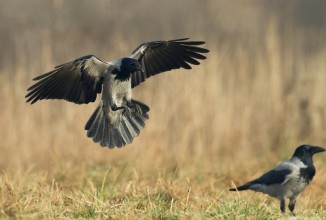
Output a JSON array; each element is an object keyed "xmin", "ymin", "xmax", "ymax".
[{"xmin": 0, "ymin": 0, "xmax": 326, "ymax": 218}]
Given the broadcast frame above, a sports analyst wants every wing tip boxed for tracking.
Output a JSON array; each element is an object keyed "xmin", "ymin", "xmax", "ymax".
[
  {"xmin": 201, "ymin": 48, "xmax": 210, "ymax": 53},
  {"xmin": 170, "ymin": 38, "xmax": 190, "ymax": 42},
  {"xmin": 26, "ymin": 86, "xmax": 34, "ymax": 92},
  {"xmin": 174, "ymin": 38, "xmax": 209, "ymax": 47},
  {"xmin": 25, "ymin": 97, "xmax": 37, "ymax": 104}
]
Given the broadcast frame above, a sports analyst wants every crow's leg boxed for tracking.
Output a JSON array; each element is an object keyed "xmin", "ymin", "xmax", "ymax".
[
  {"xmin": 112, "ymin": 104, "xmax": 132, "ymax": 117},
  {"xmin": 280, "ymin": 198, "xmax": 286, "ymax": 213},
  {"xmin": 289, "ymin": 198, "xmax": 297, "ymax": 216},
  {"xmin": 111, "ymin": 104, "xmax": 124, "ymax": 111}
]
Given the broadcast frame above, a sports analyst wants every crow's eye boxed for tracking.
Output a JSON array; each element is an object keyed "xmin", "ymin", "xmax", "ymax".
[{"xmin": 130, "ymin": 63, "xmax": 136, "ymax": 67}]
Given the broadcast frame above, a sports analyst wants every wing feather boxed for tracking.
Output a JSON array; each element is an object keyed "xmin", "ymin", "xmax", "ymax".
[
  {"xmin": 252, "ymin": 169, "xmax": 293, "ymax": 186},
  {"xmin": 130, "ymin": 38, "xmax": 209, "ymax": 87},
  {"xmin": 26, "ymin": 55, "xmax": 110, "ymax": 104}
]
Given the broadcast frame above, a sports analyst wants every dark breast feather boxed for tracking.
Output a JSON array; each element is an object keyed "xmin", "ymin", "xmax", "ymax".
[{"xmin": 299, "ymin": 167, "xmax": 315, "ymax": 184}]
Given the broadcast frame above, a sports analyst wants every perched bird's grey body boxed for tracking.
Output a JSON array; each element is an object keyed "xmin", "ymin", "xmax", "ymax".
[
  {"xmin": 26, "ymin": 39, "xmax": 209, "ymax": 148},
  {"xmin": 230, "ymin": 145, "xmax": 325, "ymax": 214}
]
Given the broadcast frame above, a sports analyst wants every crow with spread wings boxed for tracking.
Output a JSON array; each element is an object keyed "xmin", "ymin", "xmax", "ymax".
[{"xmin": 26, "ymin": 38, "xmax": 209, "ymax": 148}]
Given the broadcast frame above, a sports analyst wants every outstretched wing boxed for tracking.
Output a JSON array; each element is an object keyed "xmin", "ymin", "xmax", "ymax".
[
  {"xmin": 26, "ymin": 55, "xmax": 110, "ymax": 104},
  {"xmin": 129, "ymin": 38, "xmax": 209, "ymax": 88}
]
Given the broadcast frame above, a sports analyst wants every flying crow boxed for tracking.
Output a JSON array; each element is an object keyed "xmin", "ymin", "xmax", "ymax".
[
  {"xmin": 229, "ymin": 145, "xmax": 325, "ymax": 214},
  {"xmin": 26, "ymin": 38, "xmax": 209, "ymax": 148}
]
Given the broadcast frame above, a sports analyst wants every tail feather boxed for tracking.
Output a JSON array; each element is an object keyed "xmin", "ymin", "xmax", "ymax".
[
  {"xmin": 87, "ymin": 111, "xmax": 102, "ymax": 138},
  {"xmin": 108, "ymin": 126, "xmax": 116, "ymax": 149},
  {"xmin": 118, "ymin": 123, "xmax": 130, "ymax": 145},
  {"xmin": 127, "ymin": 116, "xmax": 142, "ymax": 134},
  {"xmin": 122, "ymin": 118, "xmax": 139, "ymax": 137},
  {"xmin": 120, "ymin": 120, "xmax": 133, "ymax": 143},
  {"xmin": 132, "ymin": 113, "xmax": 147, "ymax": 127},
  {"xmin": 85, "ymin": 103, "xmax": 101, "ymax": 130},
  {"xmin": 229, "ymin": 183, "xmax": 251, "ymax": 191},
  {"xmin": 85, "ymin": 100, "xmax": 150, "ymax": 148},
  {"xmin": 113, "ymin": 128, "xmax": 124, "ymax": 147},
  {"xmin": 94, "ymin": 115, "xmax": 105, "ymax": 143},
  {"xmin": 102, "ymin": 118, "xmax": 109, "ymax": 146}
]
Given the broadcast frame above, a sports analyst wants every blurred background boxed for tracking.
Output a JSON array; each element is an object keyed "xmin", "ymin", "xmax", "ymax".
[{"xmin": 1, "ymin": 0, "xmax": 326, "ymax": 195}]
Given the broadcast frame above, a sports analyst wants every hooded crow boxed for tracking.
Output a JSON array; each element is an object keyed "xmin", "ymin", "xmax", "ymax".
[
  {"xmin": 229, "ymin": 145, "xmax": 325, "ymax": 214},
  {"xmin": 26, "ymin": 38, "xmax": 209, "ymax": 148}
]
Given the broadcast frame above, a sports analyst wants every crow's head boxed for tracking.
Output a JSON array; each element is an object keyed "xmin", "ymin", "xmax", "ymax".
[
  {"xmin": 113, "ymin": 58, "xmax": 143, "ymax": 81},
  {"xmin": 121, "ymin": 58, "xmax": 143, "ymax": 73},
  {"xmin": 293, "ymin": 145, "xmax": 325, "ymax": 160}
]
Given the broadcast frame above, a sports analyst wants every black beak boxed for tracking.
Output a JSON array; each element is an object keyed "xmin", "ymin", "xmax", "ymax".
[{"xmin": 310, "ymin": 146, "xmax": 326, "ymax": 155}]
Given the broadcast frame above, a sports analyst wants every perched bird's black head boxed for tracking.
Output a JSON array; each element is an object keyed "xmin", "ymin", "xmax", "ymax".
[
  {"xmin": 113, "ymin": 58, "xmax": 143, "ymax": 81},
  {"xmin": 293, "ymin": 144, "xmax": 325, "ymax": 160},
  {"xmin": 292, "ymin": 145, "xmax": 325, "ymax": 187}
]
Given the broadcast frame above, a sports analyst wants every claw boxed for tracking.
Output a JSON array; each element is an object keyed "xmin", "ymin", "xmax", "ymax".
[
  {"xmin": 134, "ymin": 104, "xmax": 142, "ymax": 115},
  {"xmin": 126, "ymin": 101, "xmax": 142, "ymax": 115},
  {"xmin": 122, "ymin": 106, "xmax": 132, "ymax": 117},
  {"xmin": 112, "ymin": 104, "xmax": 131, "ymax": 118},
  {"xmin": 112, "ymin": 101, "xmax": 143, "ymax": 117}
]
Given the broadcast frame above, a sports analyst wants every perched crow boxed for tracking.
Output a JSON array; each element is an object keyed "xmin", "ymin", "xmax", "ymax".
[
  {"xmin": 26, "ymin": 38, "xmax": 209, "ymax": 148},
  {"xmin": 230, "ymin": 145, "xmax": 325, "ymax": 214}
]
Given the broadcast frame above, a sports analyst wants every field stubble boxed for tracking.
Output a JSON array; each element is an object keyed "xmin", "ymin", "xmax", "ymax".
[{"xmin": 1, "ymin": 4, "xmax": 326, "ymax": 218}]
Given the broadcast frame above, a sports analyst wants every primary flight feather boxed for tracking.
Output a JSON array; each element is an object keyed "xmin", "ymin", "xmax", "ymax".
[{"xmin": 26, "ymin": 38, "xmax": 209, "ymax": 148}]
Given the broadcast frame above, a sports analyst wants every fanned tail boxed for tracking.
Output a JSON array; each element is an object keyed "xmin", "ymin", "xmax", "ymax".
[{"xmin": 85, "ymin": 100, "xmax": 150, "ymax": 148}]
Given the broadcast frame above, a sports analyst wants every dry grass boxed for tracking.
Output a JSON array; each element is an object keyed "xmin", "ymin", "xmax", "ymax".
[{"xmin": 1, "ymin": 0, "xmax": 326, "ymax": 219}]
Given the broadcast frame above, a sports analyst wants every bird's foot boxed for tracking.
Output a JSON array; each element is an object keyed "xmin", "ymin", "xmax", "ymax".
[
  {"xmin": 111, "ymin": 104, "xmax": 124, "ymax": 111},
  {"xmin": 127, "ymin": 101, "xmax": 142, "ymax": 115},
  {"xmin": 112, "ymin": 104, "xmax": 132, "ymax": 117},
  {"xmin": 111, "ymin": 102, "xmax": 142, "ymax": 117},
  {"xmin": 122, "ymin": 106, "xmax": 132, "ymax": 117},
  {"xmin": 112, "ymin": 104, "xmax": 133, "ymax": 117}
]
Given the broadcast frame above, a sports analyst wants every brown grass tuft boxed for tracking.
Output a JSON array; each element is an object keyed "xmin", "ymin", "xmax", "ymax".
[{"xmin": 1, "ymin": 0, "xmax": 326, "ymax": 218}]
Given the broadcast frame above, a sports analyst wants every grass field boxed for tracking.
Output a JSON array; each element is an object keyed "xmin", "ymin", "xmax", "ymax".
[{"xmin": 1, "ymin": 0, "xmax": 326, "ymax": 219}]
